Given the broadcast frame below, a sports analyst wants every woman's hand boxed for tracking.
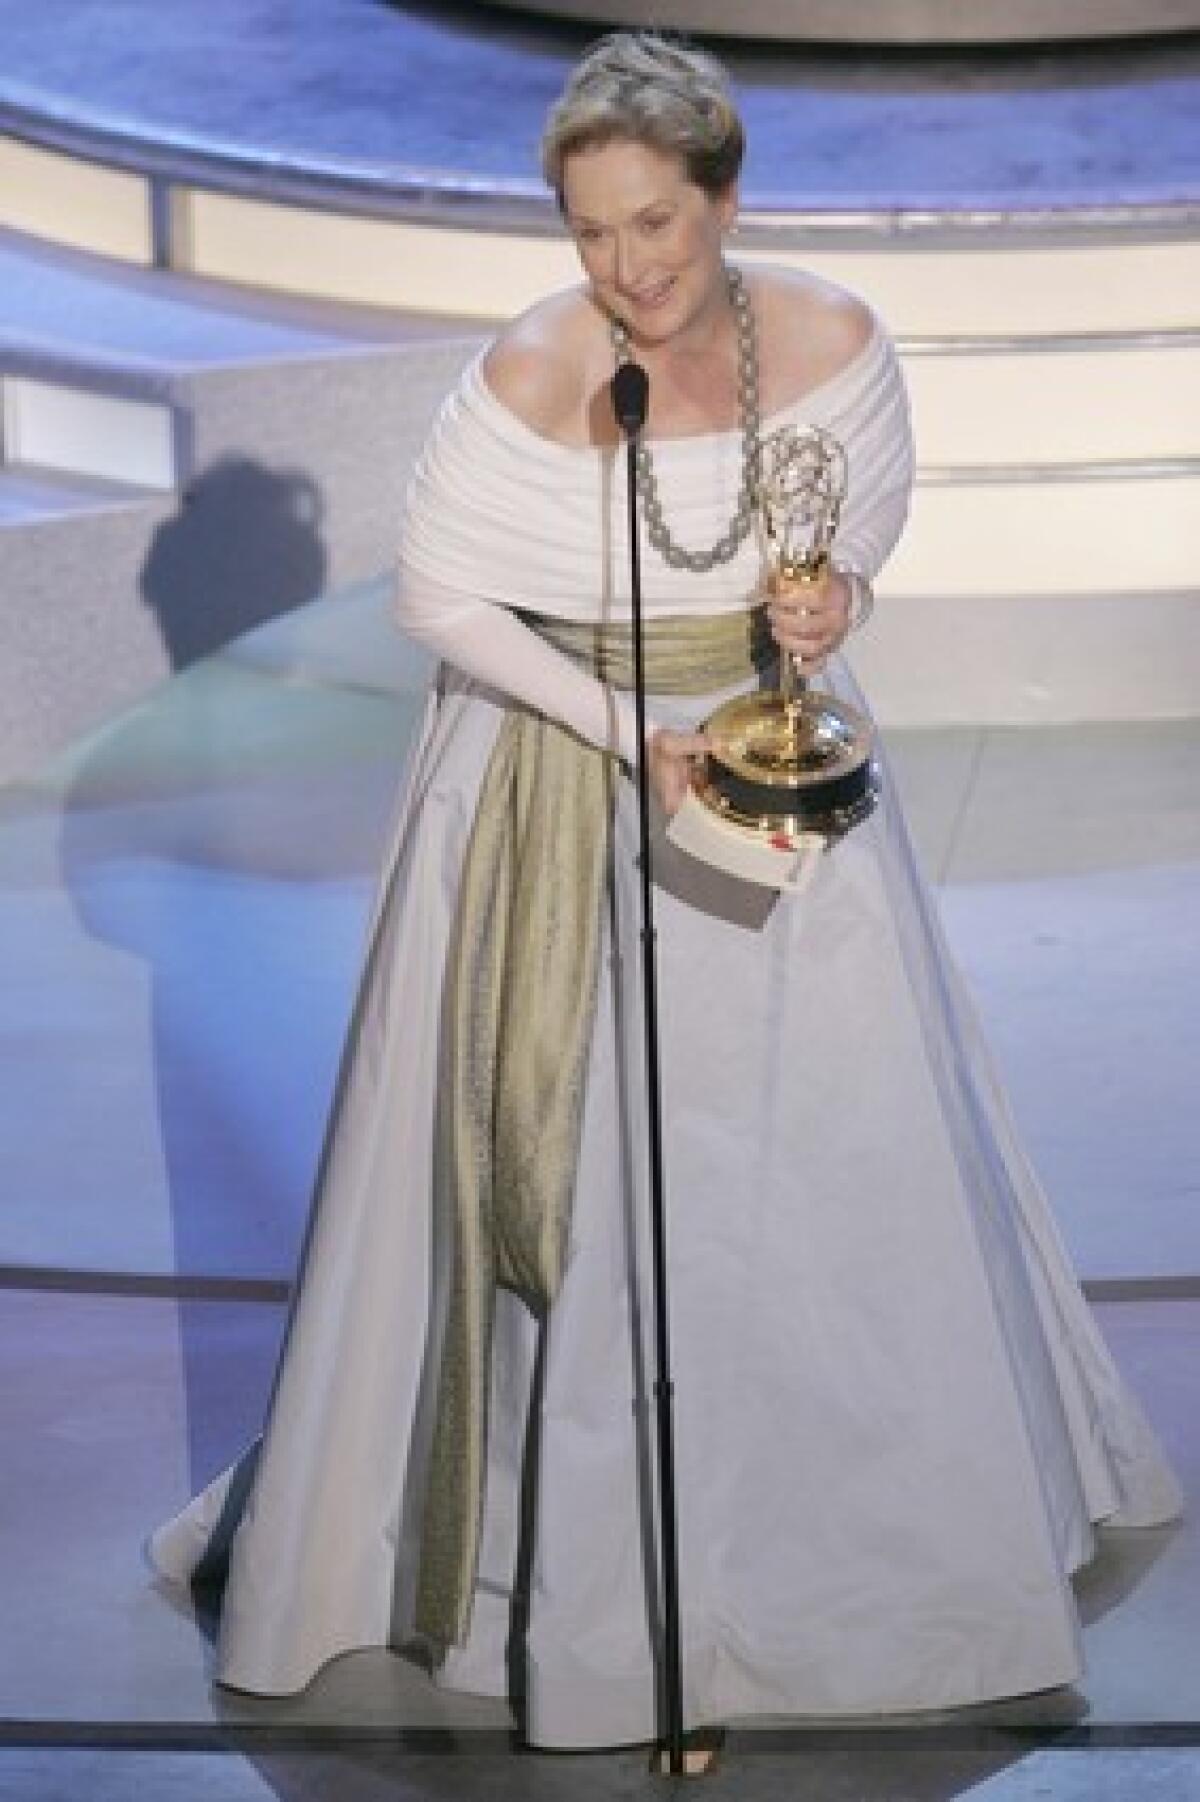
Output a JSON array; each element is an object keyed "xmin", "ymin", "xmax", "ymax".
[
  {"xmin": 646, "ymin": 726, "xmax": 710, "ymax": 819},
  {"xmin": 765, "ymin": 565, "xmax": 852, "ymax": 677}
]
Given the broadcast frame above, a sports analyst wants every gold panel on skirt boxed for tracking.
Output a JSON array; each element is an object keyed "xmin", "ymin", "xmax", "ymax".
[{"xmin": 414, "ymin": 604, "xmax": 773, "ymax": 1646}]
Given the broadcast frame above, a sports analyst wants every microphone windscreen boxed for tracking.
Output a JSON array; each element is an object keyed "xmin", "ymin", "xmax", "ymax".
[{"xmin": 611, "ymin": 360, "xmax": 649, "ymax": 434}]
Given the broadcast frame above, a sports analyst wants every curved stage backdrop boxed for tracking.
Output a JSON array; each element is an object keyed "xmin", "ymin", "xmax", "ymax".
[{"xmin": 473, "ymin": 0, "xmax": 1200, "ymax": 43}]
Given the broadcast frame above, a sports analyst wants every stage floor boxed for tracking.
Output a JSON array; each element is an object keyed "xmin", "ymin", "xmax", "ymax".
[
  {"xmin": 2, "ymin": 0, "xmax": 1200, "ymax": 213},
  {"xmin": 0, "ymin": 578, "xmax": 1198, "ymax": 1799}
]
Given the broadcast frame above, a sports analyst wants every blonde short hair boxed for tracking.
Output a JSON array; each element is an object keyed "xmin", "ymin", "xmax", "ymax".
[{"xmin": 541, "ymin": 32, "xmax": 745, "ymax": 204}]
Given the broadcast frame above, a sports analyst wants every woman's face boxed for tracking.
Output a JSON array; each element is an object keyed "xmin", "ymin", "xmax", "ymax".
[{"xmin": 561, "ymin": 138, "xmax": 736, "ymax": 350}]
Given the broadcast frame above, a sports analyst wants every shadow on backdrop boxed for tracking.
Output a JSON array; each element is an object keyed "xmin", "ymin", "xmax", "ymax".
[
  {"xmin": 56, "ymin": 455, "xmax": 360, "ymax": 1505},
  {"xmin": 141, "ymin": 458, "xmax": 327, "ymax": 671}
]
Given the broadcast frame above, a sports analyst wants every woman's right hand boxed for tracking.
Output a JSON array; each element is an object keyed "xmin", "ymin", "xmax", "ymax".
[{"xmin": 646, "ymin": 726, "xmax": 710, "ymax": 819}]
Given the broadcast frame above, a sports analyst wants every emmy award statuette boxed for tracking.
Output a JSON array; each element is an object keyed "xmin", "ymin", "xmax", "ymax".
[{"xmin": 695, "ymin": 425, "xmax": 877, "ymax": 844}]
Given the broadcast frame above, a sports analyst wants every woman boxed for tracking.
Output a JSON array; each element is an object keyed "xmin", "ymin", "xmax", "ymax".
[{"xmin": 151, "ymin": 32, "xmax": 1181, "ymax": 1750}]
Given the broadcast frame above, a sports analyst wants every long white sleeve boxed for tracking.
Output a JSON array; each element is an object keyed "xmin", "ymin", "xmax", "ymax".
[{"xmin": 396, "ymin": 572, "xmax": 644, "ymax": 764}]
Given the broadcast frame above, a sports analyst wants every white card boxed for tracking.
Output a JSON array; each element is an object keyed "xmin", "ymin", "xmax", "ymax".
[{"xmin": 666, "ymin": 788, "xmax": 826, "ymax": 894}]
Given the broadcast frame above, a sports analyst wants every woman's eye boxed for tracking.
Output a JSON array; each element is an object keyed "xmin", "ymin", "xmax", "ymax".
[{"xmin": 642, "ymin": 214, "xmax": 671, "ymax": 234}]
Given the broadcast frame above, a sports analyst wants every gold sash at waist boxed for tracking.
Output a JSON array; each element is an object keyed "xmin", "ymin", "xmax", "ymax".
[
  {"xmin": 414, "ymin": 604, "xmax": 771, "ymax": 1647},
  {"xmin": 528, "ymin": 602, "xmax": 775, "ymax": 697}
]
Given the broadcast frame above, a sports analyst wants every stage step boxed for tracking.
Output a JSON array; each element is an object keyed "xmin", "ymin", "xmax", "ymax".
[
  {"xmin": 0, "ymin": 476, "xmax": 177, "ymax": 787},
  {"xmin": 0, "ymin": 228, "xmax": 481, "ymax": 783},
  {"xmin": 0, "ymin": 464, "xmax": 159, "ymax": 526},
  {"xmin": 3, "ymin": 374, "xmax": 178, "ymax": 492}
]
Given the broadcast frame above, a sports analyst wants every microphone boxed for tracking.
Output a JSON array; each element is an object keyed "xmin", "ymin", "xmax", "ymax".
[{"xmin": 611, "ymin": 360, "xmax": 649, "ymax": 436}]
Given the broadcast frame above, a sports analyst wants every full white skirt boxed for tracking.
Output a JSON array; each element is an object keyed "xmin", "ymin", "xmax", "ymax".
[{"xmin": 150, "ymin": 659, "xmax": 1181, "ymax": 1747}]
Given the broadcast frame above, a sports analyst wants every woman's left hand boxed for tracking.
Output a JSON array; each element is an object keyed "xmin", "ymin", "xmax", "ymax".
[
  {"xmin": 647, "ymin": 726, "xmax": 711, "ymax": 820},
  {"xmin": 765, "ymin": 566, "xmax": 852, "ymax": 677}
]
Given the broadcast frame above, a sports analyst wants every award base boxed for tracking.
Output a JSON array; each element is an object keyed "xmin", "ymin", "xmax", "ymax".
[
  {"xmin": 698, "ymin": 687, "xmax": 876, "ymax": 842},
  {"xmin": 667, "ymin": 789, "xmax": 826, "ymax": 893}
]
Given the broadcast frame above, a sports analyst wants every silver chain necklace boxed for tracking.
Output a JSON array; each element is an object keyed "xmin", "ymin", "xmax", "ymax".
[{"xmin": 608, "ymin": 264, "xmax": 760, "ymax": 574}]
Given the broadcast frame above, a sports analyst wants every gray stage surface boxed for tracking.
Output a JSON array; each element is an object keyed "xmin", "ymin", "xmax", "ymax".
[{"xmin": 1, "ymin": 580, "xmax": 1198, "ymax": 1800}]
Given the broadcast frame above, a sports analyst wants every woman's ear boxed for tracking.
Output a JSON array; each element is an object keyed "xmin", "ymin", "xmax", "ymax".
[{"xmin": 718, "ymin": 182, "xmax": 739, "ymax": 235}]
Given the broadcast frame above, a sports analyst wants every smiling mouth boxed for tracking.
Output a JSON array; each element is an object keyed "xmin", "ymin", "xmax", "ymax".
[{"xmin": 628, "ymin": 279, "xmax": 675, "ymax": 309}]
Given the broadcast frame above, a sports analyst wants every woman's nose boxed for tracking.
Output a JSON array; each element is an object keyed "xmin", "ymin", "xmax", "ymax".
[{"xmin": 613, "ymin": 233, "xmax": 646, "ymax": 291}]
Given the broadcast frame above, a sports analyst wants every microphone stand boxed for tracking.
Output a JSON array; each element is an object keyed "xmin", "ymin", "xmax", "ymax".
[{"xmin": 611, "ymin": 364, "xmax": 720, "ymax": 1780}]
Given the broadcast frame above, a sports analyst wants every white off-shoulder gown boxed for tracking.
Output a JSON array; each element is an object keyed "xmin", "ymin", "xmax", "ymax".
[{"xmin": 150, "ymin": 322, "xmax": 1182, "ymax": 1749}]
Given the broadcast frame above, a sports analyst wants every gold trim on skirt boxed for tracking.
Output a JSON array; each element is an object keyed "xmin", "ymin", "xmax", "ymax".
[{"xmin": 415, "ymin": 605, "xmax": 772, "ymax": 1646}]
